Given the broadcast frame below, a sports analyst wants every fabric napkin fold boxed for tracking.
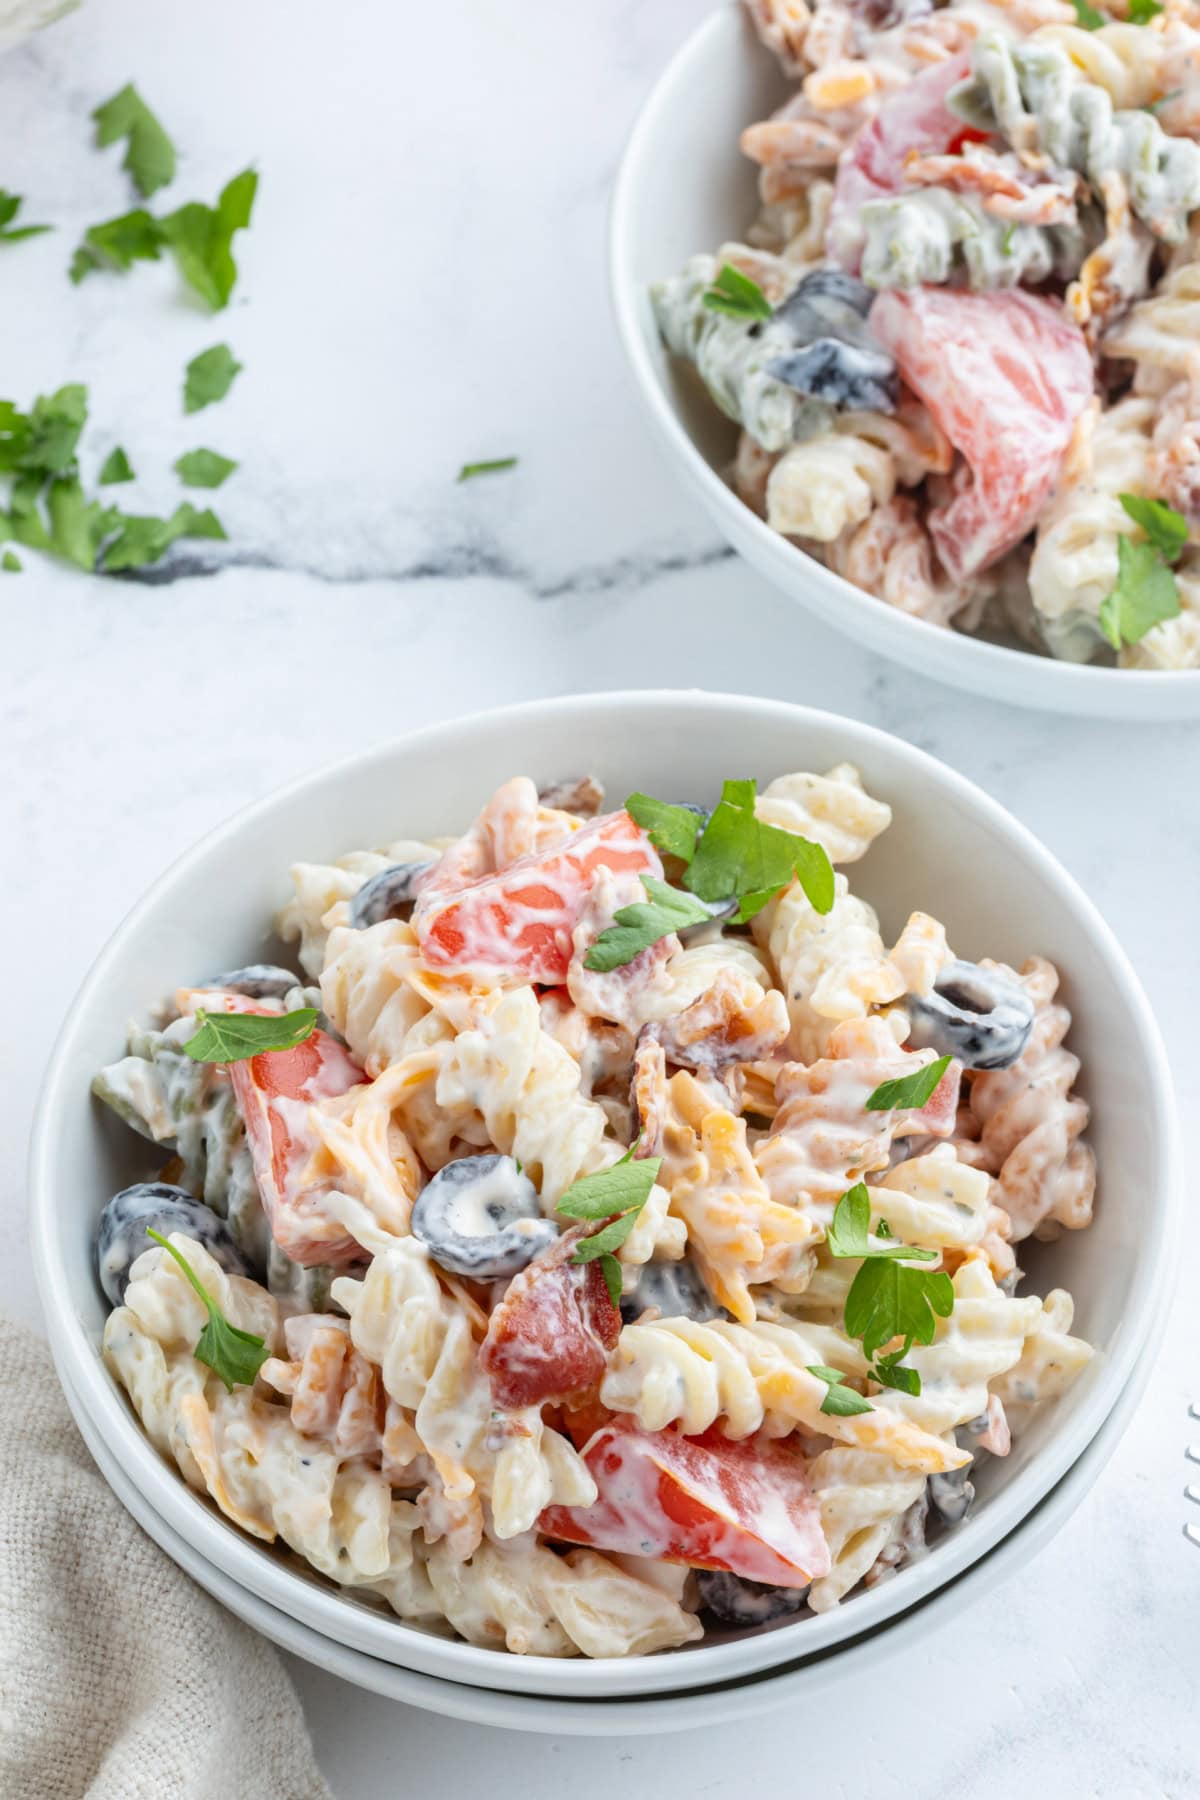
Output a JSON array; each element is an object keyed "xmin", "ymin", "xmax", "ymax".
[{"xmin": 0, "ymin": 1315, "xmax": 333, "ymax": 1800}]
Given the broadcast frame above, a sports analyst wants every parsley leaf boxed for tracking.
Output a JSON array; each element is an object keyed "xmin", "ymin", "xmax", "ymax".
[
  {"xmin": 145, "ymin": 1228, "xmax": 268, "ymax": 1392},
  {"xmin": 2, "ymin": 550, "xmax": 21, "ymax": 572},
  {"xmin": 865, "ymin": 1053, "xmax": 952, "ymax": 1113},
  {"xmin": 100, "ymin": 501, "xmax": 225, "ymax": 572},
  {"xmin": 184, "ymin": 343, "xmax": 242, "ymax": 414},
  {"xmin": 826, "ymin": 1185, "xmax": 939, "ymax": 1264},
  {"xmin": 559, "ymin": 1145, "xmax": 662, "ymax": 1304},
  {"xmin": 69, "ymin": 208, "xmax": 164, "ymax": 282},
  {"xmin": 685, "ymin": 779, "xmax": 835, "ymax": 920},
  {"xmin": 1098, "ymin": 535, "xmax": 1181, "ymax": 651},
  {"xmin": 583, "ymin": 874, "xmax": 711, "ymax": 971},
  {"xmin": 183, "ymin": 1005, "xmax": 318, "ymax": 1063},
  {"xmin": 47, "ymin": 476, "xmax": 119, "ymax": 570},
  {"xmin": 1128, "ymin": 0, "xmax": 1162, "ymax": 20},
  {"xmin": 827, "ymin": 1186, "xmax": 952, "ymax": 1360},
  {"xmin": 872, "ymin": 1340, "xmax": 922, "ymax": 1396},
  {"xmin": 807, "ymin": 1365, "xmax": 873, "ymax": 1417},
  {"xmin": 458, "ymin": 457, "xmax": 518, "ymax": 480},
  {"xmin": 159, "ymin": 168, "xmax": 257, "ymax": 310},
  {"xmin": 625, "ymin": 792, "xmax": 703, "ymax": 862},
  {"xmin": 0, "ymin": 384, "xmax": 89, "ymax": 476},
  {"xmin": 844, "ymin": 1258, "xmax": 954, "ymax": 1360},
  {"xmin": 99, "ymin": 446, "xmax": 135, "ymax": 484},
  {"xmin": 1118, "ymin": 492, "xmax": 1187, "ymax": 564},
  {"xmin": 174, "ymin": 447, "xmax": 237, "ymax": 488},
  {"xmin": 0, "ymin": 189, "xmax": 51, "ymax": 244},
  {"xmin": 93, "ymin": 83, "xmax": 177, "ymax": 198},
  {"xmin": 703, "ymin": 262, "xmax": 772, "ymax": 322},
  {"xmin": 1070, "ymin": 0, "xmax": 1104, "ymax": 25}
]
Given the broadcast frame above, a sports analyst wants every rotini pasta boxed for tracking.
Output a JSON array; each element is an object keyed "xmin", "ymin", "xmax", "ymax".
[{"xmin": 94, "ymin": 768, "xmax": 1097, "ymax": 1656}]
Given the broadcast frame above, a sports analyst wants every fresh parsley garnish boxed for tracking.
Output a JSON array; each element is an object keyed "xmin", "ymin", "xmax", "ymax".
[
  {"xmin": 871, "ymin": 1340, "xmax": 922, "ymax": 1395},
  {"xmin": 583, "ymin": 875, "xmax": 712, "ymax": 972},
  {"xmin": 174, "ymin": 448, "xmax": 237, "ymax": 488},
  {"xmin": 184, "ymin": 344, "xmax": 243, "ymax": 414},
  {"xmin": 145, "ymin": 1228, "xmax": 268, "ymax": 1392},
  {"xmin": 0, "ymin": 384, "xmax": 88, "ymax": 475},
  {"xmin": 101, "ymin": 501, "xmax": 225, "ymax": 572},
  {"xmin": 1, "ymin": 550, "xmax": 21, "ymax": 572},
  {"xmin": 626, "ymin": 793, "xmax": 703, "ymax": 862},
  {"xmin": 702, "ymin": 262, "xmax": 772, "ymax": 322},
  {"xmin": 71, "ymin": 170, "xmax": 256, "ymax": 310},
  {"xmin": 1128, "ymin": 0, "xmax": 1162, "ymax": 20},
  {"xmin": 1099, "ymin": 535, "xmax": 1181, "ymax": 651},
  {"xmin": 1070, "ymin": 0, "xmax": 1104, "ymax": 25},
  {"xmin": 0, "ymin": 190, "xmax": 51, "ymax": 244},
  {"xmin": 865, "ymin": 1053, "xmax": 952, "ymax": 1113},
  {"xmin": 558, "ymin": 1144, "xmax": 662, "ymax": 1307},
  {"xmin": 99, "ymin": 446, "xmax": 135, "ymax": 484},
  {"xmin": 182, "ymin": 1005, "xmax": 318, "ymax": 1063},
  {"xmin": 458, "ymin": 457, "xmax": 518, "ymax": 480},
  {"xmin": 1118, "ymin": 492, "xmax": 1187, "ymax": 564},
  {"xmin": 807, "ymin": 1364, "xmax": 873, "ymax": 1416},
  {"xmin": 827, "ymin": 1184, "xmax": 953, "ymax": 1372},
  {"xmin": 92, "ymin": 84, "xmax": 176, "ymax": 198}
]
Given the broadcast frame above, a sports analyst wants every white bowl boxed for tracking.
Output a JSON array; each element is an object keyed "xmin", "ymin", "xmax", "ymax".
[
  {"xmin": 609, "ymin": 7, "xmax": 1200, "ymax": 719},
  {"xmin": 30, "ymin": 691, "xmax": 1180, "ymax": 1701},
  {"xmin": 54, "ymin": 1309, "xmax": 1163, "ymax": 1735}
]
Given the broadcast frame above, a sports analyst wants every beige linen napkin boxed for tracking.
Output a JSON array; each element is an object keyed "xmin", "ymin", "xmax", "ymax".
[{"xmin": 0, "ymin": 1316, "xmax": 333, "ymax": 1800}]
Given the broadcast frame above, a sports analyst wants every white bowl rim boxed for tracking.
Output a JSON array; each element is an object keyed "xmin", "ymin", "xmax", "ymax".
[
  {"xmin": 54, "ymin": 1302, "xmax": 1164, "ymax": 1736},
  {"xmin": 607, "ymin": 3, "xmax": 1200, "ymax": 709},
  {"xmin": 29, "ymin": 689, "xmax": 1182, "ymax": 1698}
]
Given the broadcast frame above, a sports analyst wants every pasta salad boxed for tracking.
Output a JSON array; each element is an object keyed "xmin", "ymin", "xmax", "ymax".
[
  {"xmin": 95, "ymin": 769, "xmax": 1096, "ymax": 1657},
  {"xmin": 652, "ymin": 0, "xmax": 1200, "ymax": 669}
]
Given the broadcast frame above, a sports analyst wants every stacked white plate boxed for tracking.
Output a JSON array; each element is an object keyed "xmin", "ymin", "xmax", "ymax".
[{"xmin": 30, "ymin": 693, "xmax": 1181, "ymax": 1729}]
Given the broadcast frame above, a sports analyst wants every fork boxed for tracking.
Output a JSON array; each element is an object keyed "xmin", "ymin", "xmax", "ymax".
[{"xmin": 1187, "ymin": 1403, "xmax": 1200, "ymax": 1548}]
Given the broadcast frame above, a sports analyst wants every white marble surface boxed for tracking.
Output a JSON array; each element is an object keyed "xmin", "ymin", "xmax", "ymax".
[{"xmin": 2, "ymin": 0, "xmax": 1198, "ymax": 1792}]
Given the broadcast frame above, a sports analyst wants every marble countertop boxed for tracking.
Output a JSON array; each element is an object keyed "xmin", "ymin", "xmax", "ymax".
[{"xmin": 2, "ymin": 0, "xmax": 1197, "ymax": 1792}]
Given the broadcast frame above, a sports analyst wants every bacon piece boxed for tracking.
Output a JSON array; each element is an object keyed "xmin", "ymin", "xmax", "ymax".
[
  {"xmin": 479, "ymin": 1227, "xmax": 621, "ymax": 1409},
  {"xmin": 541, "ymin": 1423, "xmax": 830, "ymax": 1586}
]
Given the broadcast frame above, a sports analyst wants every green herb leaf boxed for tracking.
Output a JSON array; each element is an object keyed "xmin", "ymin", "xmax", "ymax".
[
  {"xmin": 844, "ymin": 1259, "xmax": 954, "ymax": 1360},
  {"xmin": 624, "ymin": 792, "xmax": 702, "ymax": 862},
  {"xmin": 1070, "ymin": 0, "xmax": 1104, "ymax": 26},
  {"xmin": 100, "ymin": 501, "xmax": 225, "ymax": 572},
  {"xmin": 807, "ymin": 1364, "xmax": 873, "ymax": 1417},
  {"xmin": 99, "ymin": 446, "xmax": 135, "ymax": 484},
  {"xmin": 1000, "ymin": 222, "xmax": 1016, "ymax": 255},
  {"xmin": 182, "ymin": 1005, "xmax": 319, "ymax": 1063},
  {"xmin": 1127, "ymin": 0, "xmax": 1162, "ymax": 20},
  {"xmin": 174, "ymin": 447, "xmax": 237, "ymax": 488},
  {"xmin": 458, "ymin": 457, "xmax": 518, "ymax": 480},
  {"xmin": 702, "ymin": 262, "xmax": 772, "ymax": 322},
  {"xmin": 1, "ymin": 550, "xmax": 21, "ymax": 572},
  {"xmin": 583, "ymin": 874, "xmax": 712, "ymax": 972},
  {"xmin": 597, "ymin": 1251, "xmax": 624, "ymax": 1309},
  {"xmin": 571, "ymin": 1211, "xmax": 643, "ymax": 1259},
  {"xmin": 93, "ymin": 84, "xmax": 177, "ymax": 198},
  {"xmin": 864, "ymin": 1052, "xmax": 952, "ymax": 1114},
  {"xmin": 1098, "ymin": 535, "xmax": 1181, "ymax": 651},
  {"xmin": 557, "ymin": 1144, "xmax": 662, "ymax": 1221},
  {"xmin": 160, "ymin": 168, "xmax": 257, "ymax": 310},
  {"xmin": 685, "ymin": 780, "xmax": 835, "ymax": 919},
  {"xmin": 876, "ymin": 1218, "xmax": 891, "ymax": 1238},
  {"xmin": 872, "ymin": 1341, "xmax": 922, "ymax": 1396},
  {"xmin": 69, "ymin": 208, "xmax": 164, "ymax": 282},
  {"xmin": 826, "ymin": 1185, "xmax": 938, "ymax": 1264},
  {"xmin": 184, "ymin": 343, "xmax": 243, "ymax": 414},
  {"xmin": 1118, "ymin": 492, "xmax": 1187, "ymax": 564},
  {"xmin": 9, "ymin": 473, "xmax": 51, "ymax": 548},
  {"xmin": 0, "ymin": 383, "xmax": 89, "ymax": 476},
  {"xmin": 48, "ymin": 476, "xmax": 103, "ymax": 569},
  {"xmin": 145, "ymin": 1228, "xmax": 268, "ymax": 1392},
  {"xmin": 0, "ymin": 189, "xmax": 51, "ymax": 243}
]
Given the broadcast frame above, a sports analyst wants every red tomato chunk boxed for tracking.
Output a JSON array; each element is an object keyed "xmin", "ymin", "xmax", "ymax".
[
  {"xmin": 415, "ymin": 810, "xmax": 661, "ymax": 986},
  {"xmin": 541, "ymin": 1422, "xmax": 831, "ymax": 1586},
  {"xmin": 870, "ymin": 288, "xmax": 1094, "ymax": 582},
  {"xmin": 230, "ymin": 1029, "xmax": 367, "ymax": 1267}
]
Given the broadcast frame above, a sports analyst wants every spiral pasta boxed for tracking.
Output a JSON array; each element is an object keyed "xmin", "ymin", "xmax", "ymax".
[{"xmin": 753, "ymin": 874, "xmax": 904, "ymax": 1062}]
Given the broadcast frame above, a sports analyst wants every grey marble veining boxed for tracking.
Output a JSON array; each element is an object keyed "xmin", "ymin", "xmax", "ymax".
[{"xmin": 2, "ymin": 1, "xmax": 1198, "ymax": 1795}]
